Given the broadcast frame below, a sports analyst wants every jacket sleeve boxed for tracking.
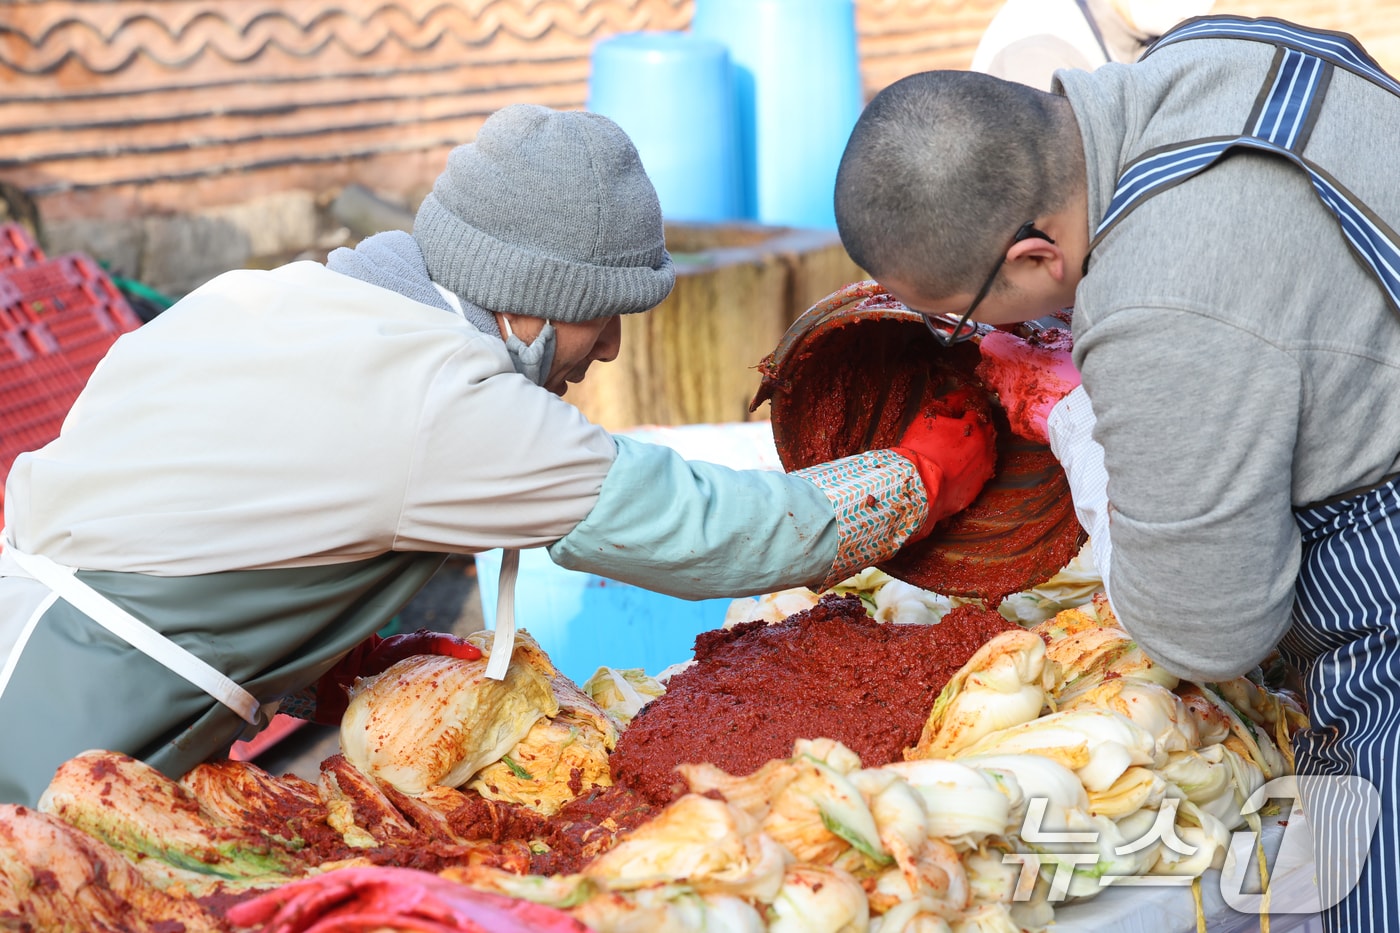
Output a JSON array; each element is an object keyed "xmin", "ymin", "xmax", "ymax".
[
  {"xmin": 395, "ymin": 341, "xmax": 619, "ymax": 553},
  {"xmin": 548, "ymin": 436, "xmax": 928, "ymax": 599}
]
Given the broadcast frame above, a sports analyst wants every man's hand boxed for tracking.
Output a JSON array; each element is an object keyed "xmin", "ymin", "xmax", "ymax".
[
  {"xmin": 313, "ymin": 629, "xmax": 482, "ymax": 725},
  {"xmin": 892, "ymin": 383, "xmax": 998, "ymax": 540},
  {"xmin": 975, "ymin": 328, "xmax": 1081, "ymax": 445}
]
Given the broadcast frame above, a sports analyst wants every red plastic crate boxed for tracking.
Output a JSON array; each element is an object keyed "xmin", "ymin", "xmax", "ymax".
[
  {"xmin": 229, "ymin": 713, "xmax": 310, "ymax": 763},
  {"xmin": 0, "ymin": 223, "xmax": 45, "ymax": 271},
  {"xmin": 0, "ymin": 254, "xmax": 142, "ymax": 507}
]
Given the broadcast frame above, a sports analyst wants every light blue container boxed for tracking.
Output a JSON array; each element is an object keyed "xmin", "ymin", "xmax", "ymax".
[
  {"xmin": 588, "ymin": 31, "xmax": 743, "ymax": 223},
  {"xmin": 691, "ymin": 0, "xmax": 864, "ymax": 229},
  {"xmin": 475, "ymin": 547, "xmax": 734, "ymax": 685}
]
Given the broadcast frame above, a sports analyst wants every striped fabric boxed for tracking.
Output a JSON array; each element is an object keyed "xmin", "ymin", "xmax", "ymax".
[
  {"xmin": 1090, "ymin": 18, "xmax": 1400, "ymax": 315},
  {"xmin": 1149, "ymin": 16, "xmax": 1400, "ymax": 96},
  {"xmin": 1282, "ymin": 477, "xmax": 1400, "ymax": 932},
  {"xmin": 793, "ymin": 449, "xmax": 928, "ymax": 590}
]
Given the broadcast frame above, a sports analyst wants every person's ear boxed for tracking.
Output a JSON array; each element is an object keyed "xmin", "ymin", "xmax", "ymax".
[{"xmin": 1006, "ymin": 236, "xmax": 1068, "ymax": 283}]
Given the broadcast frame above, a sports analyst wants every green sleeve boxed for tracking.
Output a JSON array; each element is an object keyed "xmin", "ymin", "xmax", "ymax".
[{"xmin": 547, "ymin": 436, "xmax": 838, "ymax": 599}]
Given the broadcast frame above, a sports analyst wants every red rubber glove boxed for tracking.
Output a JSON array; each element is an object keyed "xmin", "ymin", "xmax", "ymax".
[
  {"xmin": 892, "ymin": 384, "xmax": 998, "ymax": 541},
  {"xmin": 974, "ymin": 328, "xmax": 1081, "ymax": 446},
  {"xmin": 312, "ymin": 629, "xmax": 483, "ymax": 725}
]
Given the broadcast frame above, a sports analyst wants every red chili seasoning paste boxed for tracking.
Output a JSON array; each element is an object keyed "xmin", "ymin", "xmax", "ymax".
[
  {"xmin": 609, "ymin": 595, "xmax": 1015, "ymax": 805},
  {"xmin": 532, "ymin": 785, "xmax": 659, "ymax": 875}
]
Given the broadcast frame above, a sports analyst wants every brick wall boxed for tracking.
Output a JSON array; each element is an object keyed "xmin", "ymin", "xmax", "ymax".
[
  {"xmin": 2, "ymin": 0, "xmax": 1397, "ymax": 289},
  {"xmin": 1, "ymin": 1, "xmax": 691, "ymax": 227}
]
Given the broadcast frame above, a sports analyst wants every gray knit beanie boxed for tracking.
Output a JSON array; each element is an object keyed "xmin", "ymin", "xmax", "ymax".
[{"xmin": 413, "ymin": 104, "xmax": 675, "ymax": 321}]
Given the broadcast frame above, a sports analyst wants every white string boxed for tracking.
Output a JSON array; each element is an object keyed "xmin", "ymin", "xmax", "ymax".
[{"xmin": 485, "ymin": 548, "xmax": 520, "ymax": 681}]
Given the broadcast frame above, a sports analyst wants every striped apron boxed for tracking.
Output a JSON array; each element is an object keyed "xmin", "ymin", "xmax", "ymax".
[
  {"xmin": 1090, "ymin": 16, "xmax": 1400, "ymax": 930},
  {"xmin": 1283, "ymin": 482, "xmax": 1400, "ymax": 931}
]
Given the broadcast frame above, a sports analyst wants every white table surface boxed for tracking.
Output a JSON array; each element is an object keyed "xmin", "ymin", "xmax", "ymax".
[{"xmin": 1049, "ymin": 808, "xmax": 1325, "ymax": 932}]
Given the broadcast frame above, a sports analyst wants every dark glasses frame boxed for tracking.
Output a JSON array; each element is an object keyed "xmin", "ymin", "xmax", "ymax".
[{"xmin": 924, "ymin": 220, "xmax": 1056, "ymax": 346}]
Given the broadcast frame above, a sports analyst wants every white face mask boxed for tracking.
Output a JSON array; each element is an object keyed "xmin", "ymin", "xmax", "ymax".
[
  {"xmin": 1114, "ymin": 0, "xmax": 1216, "ymax": 36},
  {"xmin": 501, "ymin": 317, "xmax": 557, "ymax": 387}
]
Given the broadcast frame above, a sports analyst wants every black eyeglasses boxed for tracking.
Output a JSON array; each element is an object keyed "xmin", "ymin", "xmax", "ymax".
[{"xmin": 924, "ymin": 220, "xmax": 1056, "ymax": 346}]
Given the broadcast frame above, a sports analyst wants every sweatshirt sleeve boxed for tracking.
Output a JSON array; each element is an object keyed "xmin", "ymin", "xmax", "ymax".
[
  {"xmin": 1075, "ymin": 307, "xmax": 1303, "ymax": 681},
  {"xmin": 548, "ymin": 437, "xmax": 928, "ymax": 599}
]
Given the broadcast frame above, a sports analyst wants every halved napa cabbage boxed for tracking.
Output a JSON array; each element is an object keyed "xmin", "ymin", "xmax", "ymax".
[
  {"xmin": 340, "ymin": 633, "xmax": 558, "ymax": 796},
  {"xmin": 768, "ymin": 864, "xmax": 870, "ymax": 933},
  {"xmin": 38, "ymin": 750, "xmax": 302, "ymax": 886},
  {"xmin": 878, "ymin": 759, "xmax": 1013, "ymax": 851},
  {"xmin": 1060, "ymin": 679, "xmax": 1201, "ymax": 753},
  {"xmin": 909, "ymin": 629, "xmax": 1054, "ymax": 760},
  {"xmin": 583, "ymin": 793, "xmax": 789, "ymax": 901},
  {"xmin": 723, "ymin": 586, "xmax": 823, "ymax": 627},
  {"xmin": 950, "ymin": 708, "xmax": 1162, "ymax": 794}
]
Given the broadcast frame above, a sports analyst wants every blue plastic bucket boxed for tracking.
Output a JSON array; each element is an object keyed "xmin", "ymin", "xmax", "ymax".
[
  {"xmin": 588, "ymin": 31, "xmax": 743, "ymax": 223},
  {"xmin": 691, "ymin": 0, "xmax": 864, "ymax": 229}
]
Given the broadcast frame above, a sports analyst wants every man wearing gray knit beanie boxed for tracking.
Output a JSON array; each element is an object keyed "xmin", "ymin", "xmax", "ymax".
[
  {"xmin": 324, "ymin": 103, "xmax": 675, "ymax": 393},
  {"xmin": 416, "ymin": 103, "xmax": 675, "ymax": 393},
  {"xmin": 0, "ymin": 103, "xmax": 956, "ymax": 806}
]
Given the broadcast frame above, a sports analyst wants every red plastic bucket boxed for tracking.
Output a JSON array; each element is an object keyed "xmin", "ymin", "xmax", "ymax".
[{"xmin": 751, "ymin": 281, "xmax": 1085, "ymax": 601}]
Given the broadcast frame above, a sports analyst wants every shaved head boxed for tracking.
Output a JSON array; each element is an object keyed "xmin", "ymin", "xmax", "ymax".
[{"xmin": 835, "ymin": 70, "xmax": 1084, "ymax": 298}]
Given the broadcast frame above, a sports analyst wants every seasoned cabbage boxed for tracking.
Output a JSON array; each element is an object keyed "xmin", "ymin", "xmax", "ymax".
[
  {"xmin": 582, "ymin": 666, "xmax": 666, "ymax": 727},
  {"xmin": 340, "ymin": 634, "xmax": 558, "ymax": 796},
  {"xmin": 470, "ymin": 674, "xmax": 619, "ymax": 815}
]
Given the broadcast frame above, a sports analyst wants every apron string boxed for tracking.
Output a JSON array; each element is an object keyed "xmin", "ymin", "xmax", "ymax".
[
  {"xmin": 485, "ymin": 547, "xmax": 520, "ymax": 681},
  {"xmin": 0, "ymin": 543, "xmax": 261, "ymax": 724}
]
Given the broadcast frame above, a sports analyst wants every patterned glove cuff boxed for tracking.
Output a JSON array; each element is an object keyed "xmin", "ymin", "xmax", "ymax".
[
  {"xmin": 794, "ymin": 449, "xmax": 929, "ymax": 590},
  {"xmin": 278, "ymin": 686, "xmax": 320, "ymax": 722}
]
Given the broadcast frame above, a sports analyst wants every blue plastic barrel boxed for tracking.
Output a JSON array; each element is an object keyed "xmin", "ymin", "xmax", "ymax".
[
  {"xmin": 691, "ymin": 0, "xmax": 864, "ymax": 229},
  {"xmin": 588, "ymin": 31, "xmax": 743, "ymax": 223}
]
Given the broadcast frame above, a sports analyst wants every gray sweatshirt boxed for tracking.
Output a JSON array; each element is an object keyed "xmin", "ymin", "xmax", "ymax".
[{"xmin": 1057, "ymin": 36, "xmax": 1400, "ymax": 681}]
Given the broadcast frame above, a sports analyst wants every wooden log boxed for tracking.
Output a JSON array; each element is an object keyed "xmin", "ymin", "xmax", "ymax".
[{"xmin": 566, "ymin": 222, "xmax": 865, "ymax": 431}]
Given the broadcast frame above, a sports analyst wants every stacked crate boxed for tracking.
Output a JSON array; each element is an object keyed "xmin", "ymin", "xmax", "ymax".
[{"xmin": 0, "ymin": 224, "xmax": 142, "ymax": 508}]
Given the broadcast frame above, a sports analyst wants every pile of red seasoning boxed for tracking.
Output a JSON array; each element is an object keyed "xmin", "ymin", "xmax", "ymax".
[{"xmin": 609, "ymin": 594, "xmax": 1015, "ymax": 805}]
